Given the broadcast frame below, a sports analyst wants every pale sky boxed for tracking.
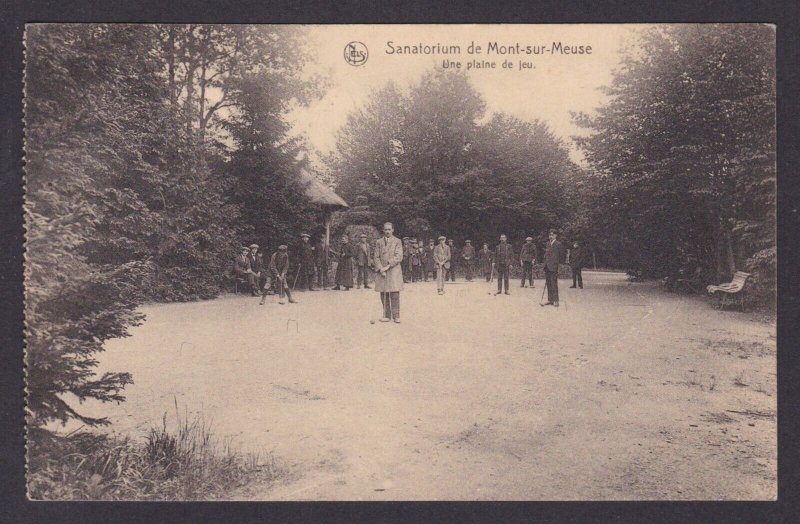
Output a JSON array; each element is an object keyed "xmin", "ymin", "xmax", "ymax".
[{"xmin": 286, "ymin": 25, "xmax": 644, "ymax": 164}]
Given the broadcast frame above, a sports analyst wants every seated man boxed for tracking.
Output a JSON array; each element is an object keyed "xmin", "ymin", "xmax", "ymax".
[{"xmin": 234, "ymin": 246, "xmax": 259, "ymax": 296}]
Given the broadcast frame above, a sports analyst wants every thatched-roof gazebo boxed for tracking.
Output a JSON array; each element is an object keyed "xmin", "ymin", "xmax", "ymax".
[{"xmin": 297, "ymin": 167, "xmax": 349, "ymax": 247}]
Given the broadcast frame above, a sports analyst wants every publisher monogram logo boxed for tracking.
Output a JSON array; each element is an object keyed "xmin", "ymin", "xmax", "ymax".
[{"xmin": 344, "ymin": 42, "xmax": 368, "ymax": 66}]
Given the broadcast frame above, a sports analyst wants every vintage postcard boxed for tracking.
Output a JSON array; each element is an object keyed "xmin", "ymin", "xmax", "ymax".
[{"xmin": 23, "ymin": 24, "xmax": 776, "ymax": 501}]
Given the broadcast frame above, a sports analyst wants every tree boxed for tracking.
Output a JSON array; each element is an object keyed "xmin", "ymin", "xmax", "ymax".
[
  {"xmin": 573, "ymin": 24, "xmax": 775, "ymax": 290},
  {"xmin": 332, "ymin": 69, "xmax": 575, "ymax": 244},
  {"xmin": 24, "ymin": 24, "xmax": 156, "ymax": 425}
]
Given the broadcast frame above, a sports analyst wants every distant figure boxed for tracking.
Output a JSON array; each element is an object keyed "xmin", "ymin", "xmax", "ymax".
[
  {"xmin": 543, "ymin": 229, "xmax": 565, "ymax": 306},
  {"xmin": 298, "ymin": 233, "xmax": 316, "ymax": 291},
  {"xmin": 234, "ymin": 246, "xmax": 259, "ymax": 296},
  {"xmin": 315, "ymin": 238, "xmax": 330, "ymax": 290},
  {"xmin": 461, "ymin": 240, "xmax": 476, "ymax": 281},
  {"xmin": 373, "ymin": 222, "xmax": 404, "ymax": 323},
  {"xmin": 569, "ymin": 240, "xmax": 589, "ymax": 289},
  {"xmin": 494, "ymin": 234, "xmax": 514, "ymax": 295},
  {"xmin": 333, "ymin": 234, "xmax": 355, "ymax": 290},
  {"xmin": 433, "ymin": 235, "xmax": 451, "ymax": 295},
  {"xmin": 520, "ymin": 237, "xmax": 538, "ymax": 288},
  {"xmin": 401, "ymin": 237, "xmax": 411, "ymax": 283},
  {"xmin": 410, "ymin": 240, "xmax": 423, "ymax": 282},
  {"xmin": 446, "ymin": 239, "xmax": 459, "ymax": 282},
  {"xmin": 423, "ymin": 239, "xmax": 436, "ymax": 281},
  {"xmin": 260, "ymin": 245, "xmax": 296, "ymax": 305},
  {"xmin": 478, "ymin": 242, "xmax": 494, "ymax": 281},
  {"xmin": 356, "ymin": 233, "xmax": 372, "ymax": 289}
]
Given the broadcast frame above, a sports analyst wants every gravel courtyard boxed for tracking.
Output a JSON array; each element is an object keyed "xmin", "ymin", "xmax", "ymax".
[{"xmin": 78, "ymin": 271, "xmax": 776, "ymax": 500}]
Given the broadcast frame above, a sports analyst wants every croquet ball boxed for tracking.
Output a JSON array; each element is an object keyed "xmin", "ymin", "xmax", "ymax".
[{"xmin": 370, "ymin": 320, "xmax": 375, "ymax": 324}]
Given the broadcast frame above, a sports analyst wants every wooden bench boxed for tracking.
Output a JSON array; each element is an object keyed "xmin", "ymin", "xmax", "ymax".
[{"xmin": 706, "ymin": 271, "xmax": 751, "ymax": 311}]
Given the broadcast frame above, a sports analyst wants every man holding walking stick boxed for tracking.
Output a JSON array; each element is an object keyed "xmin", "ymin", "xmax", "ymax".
[{"xmin": 373, "ymin": 222, "xmax": 403, "ymax": 323}]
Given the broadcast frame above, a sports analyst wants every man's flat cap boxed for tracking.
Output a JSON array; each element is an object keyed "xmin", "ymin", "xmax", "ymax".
[{"xmin": 278, "ymin": 245, "xmax": 288, "ymax": 250}]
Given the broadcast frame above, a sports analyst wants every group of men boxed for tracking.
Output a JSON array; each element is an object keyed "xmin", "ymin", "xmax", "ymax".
[{"xmin": 233, "ymin": 224, "xmax": 590, "ymax": 319}]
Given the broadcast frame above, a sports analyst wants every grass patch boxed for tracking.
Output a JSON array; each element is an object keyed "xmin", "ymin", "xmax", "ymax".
[{"xmin": 27, "ymin": 409, "xmax": 285, "ymax": 500}]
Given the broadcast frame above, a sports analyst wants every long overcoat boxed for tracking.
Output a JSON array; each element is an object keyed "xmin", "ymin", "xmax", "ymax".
[
  {"xmin": 335, "ymin": 242, "xmax": 356, "ymax": 286},
  {"xmin": 544, "ymin": 240, "xmax": 565, "ymax": 271},
  {"xmin": 372, "ymin": 235, "xmax": 404, "ymax": 292}
]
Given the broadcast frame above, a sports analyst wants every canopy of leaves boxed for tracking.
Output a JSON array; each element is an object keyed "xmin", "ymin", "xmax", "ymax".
[
  {"xmin": 572, "ymin": 24, "xmax": 775, "ymax": 294},
  {"xmin": 331, "ymin": 70, "xmax": 575, "ymax": 247}
]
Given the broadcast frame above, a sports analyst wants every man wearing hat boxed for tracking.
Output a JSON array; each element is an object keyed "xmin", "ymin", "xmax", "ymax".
[
  {"xmin": 446, "ymin": 239, "xmax": 459, "ymax": 282},
  {"xmin": 234, "ymin": 246, "xmax": 259, "ymax": 296},
  {"xmin": 298, "ymin": 233, "xmax": 316, "ymax": 291},
  {"xmin": 461, "ymin": 240, "xmax": 476, "ymax": 281},
  {"xmin": 356, "ymin": 233, "xmax": 372, "ymax": 289},
  {"xmin": 433, "ymin": 235, "xmax": 451, "ymax": 295},
  {"xmin": 543, "ymin": 229, "xmax": 565, "ymax": 306},
  {"xmin": 248, "ymin": 244, "xmax": 267, "ymax": 293},
  {"xmin": 373, "ymin": 222, "xmax": 403, "ymax": 322},
  {"xmin": 260, "ymin": 245, "xmax": 297, "ymax": 305},
  {"xmin": 494, "ymin": 234, "xmax": 515, "ymax": 295},
  {"xmin": 520, "ymin": 236, "xmax": 538, "ymax": 288},
  {"xmin": 568, "ymin": 240, "xmax": 589, "ymax": 289}
]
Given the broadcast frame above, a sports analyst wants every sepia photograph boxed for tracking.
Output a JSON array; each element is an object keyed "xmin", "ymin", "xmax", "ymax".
[{"xmin": 23, "ymin": 23, "xmax": 776, "ymax": 501}]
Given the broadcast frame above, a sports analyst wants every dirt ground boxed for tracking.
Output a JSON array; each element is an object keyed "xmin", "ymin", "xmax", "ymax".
[{"xmin": 75, "ymin": 271, "xmax": 776, "ymax": 500}]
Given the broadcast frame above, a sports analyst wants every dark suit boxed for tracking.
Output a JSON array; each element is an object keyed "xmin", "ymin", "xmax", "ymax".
[
  {"xmin": 519, "ymin": 242, "xmax": 538, "ymax": 287},
  {"xmin": 495, "ymin": 242, "xmax": 514, "ymax": 293},
  {"xmin": 235, "ymin": 254, "xmax": 259, "ymax": 294},
  {"xmin": 446, "ymin": 245, "xmax": 459, "ymax": 281},
  {"xmin": 544, "ymin": 240, "xmax": 565, "ymax": 303},
  {"xmin": 298, "ymin": 241, "xmax": 316, "ymax": 290},
  {"xmin": 569, "ymin": 246, "xmax": 589, "ymax": 288},
  {"xmin": 248, "ymin": 252, "xmax": 267, "ymax": 291}
]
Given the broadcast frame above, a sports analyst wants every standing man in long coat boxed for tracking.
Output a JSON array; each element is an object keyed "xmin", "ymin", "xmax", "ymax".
[
  {"xmin": 333, "ymin": 234, "xmax": 355, "ymax": 290},
  {"xmin": 433, "ymin": 235, "xmax": 451, "ymax": 295},
  {"xmin": 356, "ymin": 233, "xmax": 372, "ymax": 289},
  {"xmin": 478, "ymin": 242, "xmax": 494, "ymax": 281},
  {"xmin": 568, "ymin": 240, "xmax": 589, "ymax": 289},
  {"xmin": 298, "ymin": 233, "xmax": 316, "ymax": 291},
  {"xmin": 461, "ymin": 240, "xmax": 476, "ymax": 281},
  {"xmin": 494, "ymin": 234, "xmax": 515, "ymax": 295},
  {"xmin": 543, "ymin": 229, "xmax": 566, "ymax": 306},
  {"xmin": 373, "ymin": 222, "xmax": 403, "ymax": 323}
]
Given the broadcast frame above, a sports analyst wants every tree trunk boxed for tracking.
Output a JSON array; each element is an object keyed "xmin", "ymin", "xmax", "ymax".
[
  {"xmin": 166, "ymin": 26, "xmax": 176, "ymax": 106},
  {"xmin": 711, "ymin": 210, "xmax": 736, "ymax": 283}
]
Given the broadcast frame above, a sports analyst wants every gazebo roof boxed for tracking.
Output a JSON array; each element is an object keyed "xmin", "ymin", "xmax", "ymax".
[{"xmin": 297, "ymin": 167, "xmax": 349, "ymax": 210}]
